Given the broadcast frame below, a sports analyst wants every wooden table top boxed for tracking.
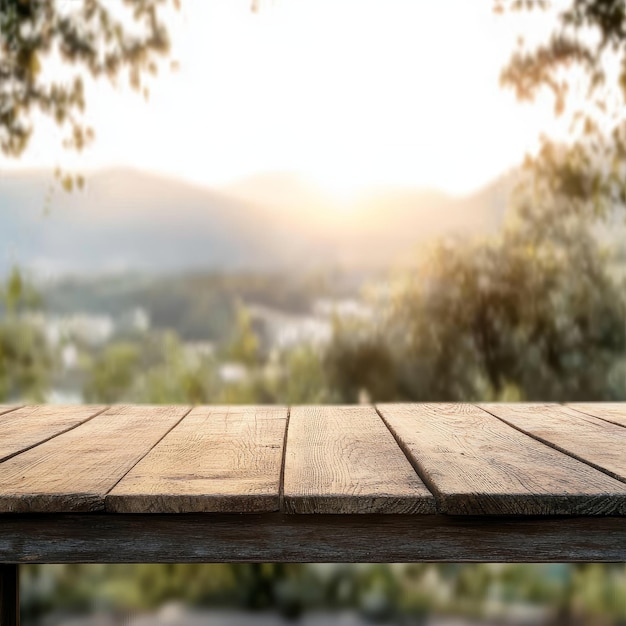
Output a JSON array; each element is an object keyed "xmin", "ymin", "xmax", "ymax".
[{"xmin": 1, "ymin": 403, "xmax": 625, "ymax": 563}]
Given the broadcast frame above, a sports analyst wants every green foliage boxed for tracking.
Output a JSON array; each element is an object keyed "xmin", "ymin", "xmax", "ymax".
[
  {"xmin": 277, "ymin": 345, "xmax": 332, "ymax": 404},
  {"xmin": 324, "ymin": 0, "xmax": 626, "ymax": 403},
  {"xmin": 21, "ymin": 562, "xmax": 626, "ymax": 623},
  {"xmin": 136, "ymin": 333, "xmax": 218, "ymax": 404},
  {"xmin": 0, "ymin": 266, "xmax": 42, "ymax": 313},
  {"xmin": 327, "ymin": 218, "xmax": 626, "ymax": 403},
  {"xmin": 0, "ymin": 0, "xmax": 178, "ymax": 180},
  {"xmin": 43, "ymin": 271, "xmax": 342, "ymax": 342},
  {"xmin": 10, "ymin": 2, "xmax": 626, "ymax": 622},
  {"xmin": 83, "ymin": 331, "xmax": 218, "ymax": 404},
  {"xmin": 498, "ymin": 0, "xmax": 626, "ymax": 220},
  {"xmin": 83, "ymin": 341, "xmax": 141, "ymax": 403},
  {"xmin": 224, "ymin": 305, "xmax": 261, "ymax": 367},
  {"xmin": 0, "ymin": 267, "xmax": 54, "ymax": 401},
  {"xmin": 0, "ymin": 317, "xmax": 54, "ymax": 401},
  {"xmin": 325, "ymin": 318, "xmax": 399, "ymax": 402},
  {"xmin": 80, "ymin": 301, "xmax": 339, "ymax": 406}
]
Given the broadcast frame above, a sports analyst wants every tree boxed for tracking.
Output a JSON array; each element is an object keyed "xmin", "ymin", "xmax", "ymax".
[
  {"xmin": 1, "ymin": 0, "xmax": 178, "ymax": 188},
  {"xmin": 326, "ymin": 0, "xmax": 626, "ymax": 403},
  {"xmin": 497, "ymin": 0, "xmax": 626, "ymax": 220},
  {"xmin": 223, "ymin": 305, "xmax": 261, "ymax": 367},
  {"xmin": 83, "ymin": 331, "xmax": 219, "ymax": 404},
  {"xmin": 324, "ymin": 319, "xmax": 399, "ymax": 403},
  {"xmin": 327, "ymin": 216, "xmax": 626, "ymax": 403},
  {"xmin": 83, "ymin": 340, "xmax": 141, "ymax": 403},
  {"xmin": 0, "ymin": 267, "xmax": 55, "ymax": 401}
]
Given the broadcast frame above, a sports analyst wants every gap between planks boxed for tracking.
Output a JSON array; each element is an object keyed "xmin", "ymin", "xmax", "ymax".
[
  {"xmin": 566, "ymin": 403, "xmax": 626, "ymax": 429},
  {"xmin": 377, "ymin": 403, "xmax": 626, "ymax": 515},
  {"xmin": 102, "ymin": 405, "xmax": 195, "ymax": 501},
  {"xmin": 0, "ymin": 405, "xmax": 109, "ymax": 464},
  {"xmin": 106, "ymin": 406, "xmax": 289, "ymax": 513},
  {"xmin": 282, "ymin": 405, "xmax": 436, "ymax": 514},
  {"xmin": 2, "ymin": 404, "xmax": 626, "ymax": 516},
  {"xmin": 479, "ymin": 403, "xmax": 626, "ymax": 486},
  {"xmin": 278, "ymin": 406, "xmax": 292, "ymax": 514},
  {"xmin": 0, "ymin": 406, "xmax": 192, "ymax": 513}
]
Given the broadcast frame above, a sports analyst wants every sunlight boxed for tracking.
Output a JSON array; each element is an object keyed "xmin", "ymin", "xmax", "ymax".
[
  {"xmin": 308, "ymin": 172, "xmax": 369, "ymax": 211},
  {"xmin": 3, "ymin": 0, "xmax": 565, "ymax": 199}
]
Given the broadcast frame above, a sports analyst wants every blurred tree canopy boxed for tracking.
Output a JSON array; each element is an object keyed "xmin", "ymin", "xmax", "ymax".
[
  {"xmin": 0, "ymin": 267, "xmax": 55, "ymax": 401},
  {"xmin": 327, "ymin": 220, "xmax": 626, "ymax": 403},
  {"xmin": 0, "ymin": 0, "xmax": 178, "ymax": 188},
  {"xmin": 327, "ymin": 0, "xmax": 626, "ymax": 403},
  {"xmin": 83, "ymin": 331, "xmax": 219, "ymax": 404},
  {"xmin": 497, "ymin": 0, "xmax": 626, "ymax": 218}
]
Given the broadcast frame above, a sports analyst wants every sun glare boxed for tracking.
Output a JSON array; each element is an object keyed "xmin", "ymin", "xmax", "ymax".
[
  {"xmin": 307, "ymin": 173, "xmax": 371, "ymax": 210},
  {"xmin": 2, "ymin": 0, "xmax": 565, "ymax": 200}
]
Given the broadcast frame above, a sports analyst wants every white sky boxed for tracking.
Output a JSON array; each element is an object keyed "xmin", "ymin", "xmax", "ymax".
[{"xmin": 2, "ymin": 0, "xmax": 569, "ymax": 197}]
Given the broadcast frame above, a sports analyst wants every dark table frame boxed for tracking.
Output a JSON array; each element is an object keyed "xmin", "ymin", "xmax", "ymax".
[{"xmin": 2, "ymin": 513, "xmax": 626, "ymax": 625}]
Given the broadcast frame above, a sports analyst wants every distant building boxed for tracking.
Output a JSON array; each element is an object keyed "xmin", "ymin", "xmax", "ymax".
[
  {"xmin": 218, "ymin": 362, "xmax": 248, "ymax": 384},
  {"xmin": 118, "ymin": 307, "xmax": 151, "ymax": 334}
]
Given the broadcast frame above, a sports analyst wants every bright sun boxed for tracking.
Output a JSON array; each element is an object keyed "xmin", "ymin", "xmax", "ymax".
[{"xmin": 308, "ymin": 172, "xmax": 369, "ymax": 209}]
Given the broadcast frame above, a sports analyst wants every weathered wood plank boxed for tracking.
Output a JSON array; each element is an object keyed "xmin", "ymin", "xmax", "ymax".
[
  {"xmin": 0, "ymin": 406, "xmax": 20, "ymax": 417},
  {"xmin": 0, "ymin": 405, "xmax": 106, "ymax": 463},
  {"xmin": 0, "ymin": 405, "xmax": 190, "ymax": 513},
  {"xmin": 283, "ymin": 405, "xmax": 436, "ymax": 514},
  {"xmin": 1, "ymin": 514, "xmax": 625, "ymax": 563},
  {"xmin": 0, "ymin": 565, "xmax": 19, "ymax": 626},
  {"xmin": 479, "ymin": 403, "xmax": 626, "ymax": 484},
  {"xmin": 107, "ymin": 406, "xmax": 288, "ymax": 513},
  {"xmin": 377, "ymin": 403, "xmax": 626, "ymax": 515},
  {"xmin": 568, "ymin": 403, "xmax": 626, "ymax": 428}
]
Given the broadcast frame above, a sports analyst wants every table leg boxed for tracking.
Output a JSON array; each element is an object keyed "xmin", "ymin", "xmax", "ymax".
[{"xmin": 0, "ymin": 565, "xmax": 19, "ymax": 626}]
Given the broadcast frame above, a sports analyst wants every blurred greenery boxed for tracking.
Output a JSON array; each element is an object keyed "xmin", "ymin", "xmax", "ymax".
[
  {"xmin": 42, "ymin": 271, "xmax": 346, "ymax": 342},
  {"xmin": 0, "ymin": 267, "xmax": 55, "ymax": 402},
  {"xmin": 0, "ymin": 0, "xmax": 179, "ymax": 194},
  {"xmin": 18, "ymin": 563, "xmax": 626, "ymax": 624},
  {"xmin": 326, "ymin": 215, "xmax": 626, "ymax": 403},
  {"xmin": 3, "ymin": 0, "xmax": 626, "ymax": 624}
]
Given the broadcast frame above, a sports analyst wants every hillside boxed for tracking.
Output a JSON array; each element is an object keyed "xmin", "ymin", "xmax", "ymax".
[{"xmin": 0, "ymin": 168, "xmax": 515, "ymax": 277}]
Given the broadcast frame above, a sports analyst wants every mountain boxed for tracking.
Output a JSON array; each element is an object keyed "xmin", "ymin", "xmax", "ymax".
[{"xmin": 0, "ymin": 167, "xmax": 515, "ymax": 277}]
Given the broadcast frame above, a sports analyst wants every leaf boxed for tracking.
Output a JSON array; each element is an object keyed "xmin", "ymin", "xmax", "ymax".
[
  {"xmin": 5, "ymin": 267, "xmax": 23, "ymax": 312},
  {"xmin": 61, "ymin": 174, "xmax": 74, "ymax": 192}
]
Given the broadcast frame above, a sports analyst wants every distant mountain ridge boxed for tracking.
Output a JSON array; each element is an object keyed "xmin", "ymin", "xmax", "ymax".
[{"xmin": 0, "ymin": 167, "xmax": 515, "ymax": 277}]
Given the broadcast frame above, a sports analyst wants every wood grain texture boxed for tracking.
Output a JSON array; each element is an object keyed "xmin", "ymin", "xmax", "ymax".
[
  {"xmin": 0, "ymin": 565, "xmax": 19, "ymax": 626},
  {"xmin": 0, "ymin": 405, "xmax": 106, "ymax": 463},
  {"xmin": 283, "ymin": 405, "xmax": 435, "ymax": 514},
  {"xmin": 1, "ymin": 514, "xmax": 625, "ymax": 563},
  {"xmin": 568, "ymin": 403, "xmax": 626, "ymax": 428},
  {"xmin": 0, "ymin": 405, "xmax": 189, "ymax": 513},
  {"xmin": 107, "ymin": 406, "xmax": 288, "ymax": 513},
  {"xmin": 479, "ymin": 403, "xmax": 626, "ymax": 484},
  {"xmin": 0, "ymin": 406, "xmax": 20, "ymax": 417},
  {"xmin": 377, "ymin": 403, "xmax": 626, "ymax": 515}
]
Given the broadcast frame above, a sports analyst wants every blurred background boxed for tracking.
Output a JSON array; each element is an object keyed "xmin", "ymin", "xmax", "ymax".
[{"xmin": 2, "ymin": 0, "xmax": 626, "ymax": 623}]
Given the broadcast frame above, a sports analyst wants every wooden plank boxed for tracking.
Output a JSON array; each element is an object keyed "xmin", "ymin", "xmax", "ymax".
[
  {"xmin": 567, "ymin": 403, "xmax": 626, "ymax": 428},
  {"xmin": 0, "ymin": 565, "xmax": 19, "ymax": 626},
  {"xmin": 283, "ymin": 405, "xmax": 435, "ymax": 514},
  {"xmin": 1, "ymin": 514, "xmax": 625, "ymax": 563},
  {"xmin": 377, "ymin": 403, "xmax": 626, "ymax": 515},
  {"xmin": 0, "ymin": 406, "xmax": 20, "ymax": 417},
  {"xmin": 480, "ymin": 403, "xmax": 626, "ymax": 484},
  {"xmin": 0, "ymin": 405, "xmax": 106, "ymax": 462},
  {"xmin": 107, "ymin": 406, "xmax": 288, "ymax": 513},
  {"xmin": 0, "ymin": 405, "xmax": 189, "ymax": 513}
]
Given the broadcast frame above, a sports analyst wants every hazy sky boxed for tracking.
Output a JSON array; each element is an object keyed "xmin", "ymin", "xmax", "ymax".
[{"xmin": 2, "ymin": 0, "xmax": 569, "ymax": 197}]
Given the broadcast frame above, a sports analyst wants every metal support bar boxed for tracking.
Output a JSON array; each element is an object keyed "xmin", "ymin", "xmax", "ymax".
[{"xmin": 0, "ymin": 565, "xmax": 19, "ymax": 626}]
